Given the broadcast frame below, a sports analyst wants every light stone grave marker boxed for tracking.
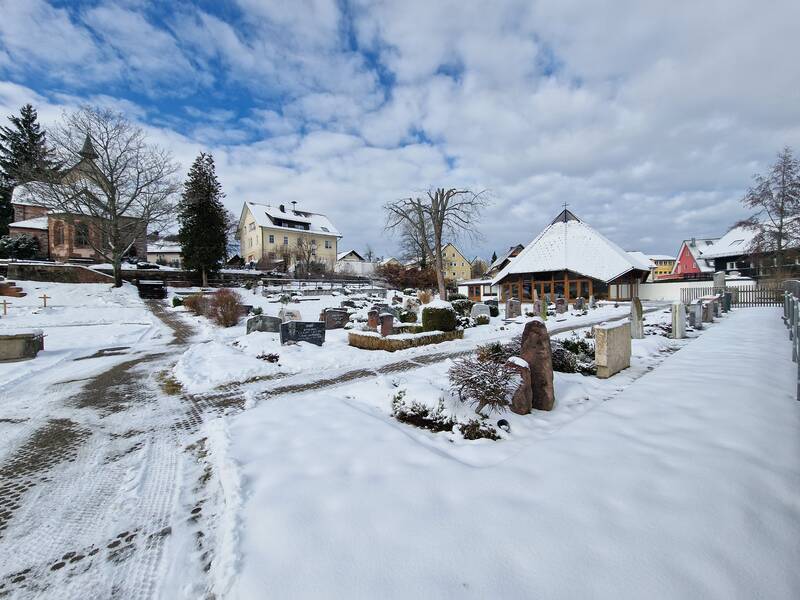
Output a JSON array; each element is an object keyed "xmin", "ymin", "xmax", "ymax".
[
  {"xmin": 630, "ymin": 297, "xmax": 644, "ymax": 339},
  {"xmin": 594, "ymin": 320, "xmax": 631, "ymax": 378},
  {"xmin": 671, "ymin": 302, "xmax": 686, "ymax": 339}
]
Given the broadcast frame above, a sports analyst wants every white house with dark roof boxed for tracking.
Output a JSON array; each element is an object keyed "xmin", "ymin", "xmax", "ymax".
[
  {"xmin": 238, "ymin": 201, "xmax": 341, "ymax": 271},
  {"xmin": 491, "ymin": 209, "xmax": 652, "ymax": 302}
]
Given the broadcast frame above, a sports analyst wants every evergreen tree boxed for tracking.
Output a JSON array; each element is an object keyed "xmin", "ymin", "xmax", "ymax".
[
  {"xmin": 491, "ymin": 251, "xmax": 497, "ymax": 263},
  {"xmin": 178, "ymin": 153, "xmax": 228, "ymax": 286},
  {"xmin": 0, "ymin": 104, "xmax": 55, "ymax": 234}
]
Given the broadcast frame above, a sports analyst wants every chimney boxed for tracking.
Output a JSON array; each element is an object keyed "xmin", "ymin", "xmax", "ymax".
[
  {"xmin": 279, "ymin": 204, "xmax": 285, "ymax": 212},
  {"xmin": 291, "ymin": 201, "xmax": 297, "ymax": 212},
  {"xmin": 690, "ymin": 237, "xmax": 696, "ymax": 246}
]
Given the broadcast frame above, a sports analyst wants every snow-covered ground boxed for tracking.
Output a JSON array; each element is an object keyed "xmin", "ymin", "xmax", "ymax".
[
  {"xmin": 212, "ymin": 308, "xmax": 799, "ymax": 599},
  {"xmin": 168, "ymin": 287, "xmax": 647, "ymax": 393}
]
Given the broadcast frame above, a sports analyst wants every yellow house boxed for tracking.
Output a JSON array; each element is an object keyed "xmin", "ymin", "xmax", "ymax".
[
  {"xmin": 650, "ymin": 255, "xmax": 676, "ymax": 277},
  {"xmin": 442, "ymin": 242, "xmax": 471, "ymax": 281},
  {"xmin": 238, "ymin": 201, "xmax": 341, "ymax": 272}
]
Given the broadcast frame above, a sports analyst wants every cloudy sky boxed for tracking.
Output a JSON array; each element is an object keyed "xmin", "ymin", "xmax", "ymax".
[{"xmin": 1, "ymin": 0, "xmax": 799, "ymax": 259}]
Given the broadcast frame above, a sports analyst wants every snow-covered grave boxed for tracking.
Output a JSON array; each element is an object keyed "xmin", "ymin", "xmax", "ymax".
[{"xmin": 209, "ymin": 308, "xmax": 799, "ymax": 599}]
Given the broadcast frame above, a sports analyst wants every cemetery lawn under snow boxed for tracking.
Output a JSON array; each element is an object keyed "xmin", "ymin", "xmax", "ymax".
[{"xmin": 212, "ymin": 308, "xmax": 799, "ymax": 599}]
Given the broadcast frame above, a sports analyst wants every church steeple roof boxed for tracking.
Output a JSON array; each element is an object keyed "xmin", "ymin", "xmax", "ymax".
[{"xmin": 79, "ymin": 134, "xmax": 99, "ymax": 160}]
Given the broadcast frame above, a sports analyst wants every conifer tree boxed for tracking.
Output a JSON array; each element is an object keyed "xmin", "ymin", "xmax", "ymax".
[
  {"xmin": 491, "ymin": 250, "xmax": 498, "ymax": 263},
  {"xmin": 178, "ymin": 153, "xmax": 228, "ymax": 286},
  {"xmin": 0, "ymin": 104, "xmax": 55, "ymax": 234}
]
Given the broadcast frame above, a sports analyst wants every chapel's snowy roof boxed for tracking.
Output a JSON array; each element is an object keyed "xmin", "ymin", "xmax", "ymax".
[
  {"xmin": 626, "ymin": 251, "xmax": 656, "ymax": 269},
  {"xmin": 244, "ymin": 202, "xmax": 341, "ymax": 237},
  {"xmin": 9, "ymin": 216, "xmax": 48, "ymax": 230},
  {"xmin": 492, "ymin": 210, "xmax": 651, "ymax": 284},
  {"xmin": 10, "ymin": 184, "xmax": 40, "ymax": 207},
  {"xmin": 700, "ymin": 225, "xmax": 758, "ymax": 259}
]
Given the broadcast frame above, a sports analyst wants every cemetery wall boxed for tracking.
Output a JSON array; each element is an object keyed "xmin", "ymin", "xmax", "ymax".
[
  {"xmin": 7, "ymin": 263, "xmax": 113, "ymax": 284},
  {"xmin": 638, "ymin": 277, "xmax": 755, "ymax": 301}
]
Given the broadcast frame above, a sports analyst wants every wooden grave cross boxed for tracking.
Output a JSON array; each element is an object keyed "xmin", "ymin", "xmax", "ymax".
[
  {"xmin": 40, "ymin": 294, "xmax": 51, "ymax": 308},
  {"xmin": 1, "ymin": 299, "xmax": 9, "ymax": 316}
]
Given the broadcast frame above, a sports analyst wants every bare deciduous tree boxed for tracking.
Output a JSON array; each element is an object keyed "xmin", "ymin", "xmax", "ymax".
[
  {"xmin": 471, "ymin": 258, "xmax": 488, "ymax": 278},
  {"xmin": 21, "ymin": 107, "xmax": 179, "ymax": 286},
  {"xmin": 385, "ymin": 187, "xmax": 488, "ymax": 298},
  {"xmin": 737, "ymin": 146, "xmax": 800, "ymax": 277}
]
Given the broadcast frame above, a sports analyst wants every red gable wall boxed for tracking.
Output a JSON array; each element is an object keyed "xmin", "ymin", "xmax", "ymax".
[{"xmin": 673, "ymin": 243, "xmax": 700, "ymax": 275}]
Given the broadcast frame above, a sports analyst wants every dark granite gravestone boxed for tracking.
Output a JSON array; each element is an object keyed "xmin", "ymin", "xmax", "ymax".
[
  {"xmin": 340, "ymin": 299, "xmax": 356, "ymax": 309},
  {"xmin": 246, "ymin": 315, "xmax": 282, "ymax": 334},
  {"xmin": 723, "ymin": 291, "xmax": 732, "ymax": 312},
  {"xmin": 574, "ymin": 297, "xmax": 585, "ymax": 311},
  {"xmin": 485, "ymin": 299, "xmax": 499, "ymax": 308},
  {"xmin": 280, "ymin": 321, "xmax": 326, "ymax": 346},
  {"xmin": 137, "ymin": 280, "xmax": 166, "ymax": 299},
  {"xmin": 320, "ymin": 308, "xmax": 349, "ymax": 330}
]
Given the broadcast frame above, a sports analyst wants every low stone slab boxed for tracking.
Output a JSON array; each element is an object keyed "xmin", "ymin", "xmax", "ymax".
[
  {"xmin": 470, "ymin": 303, "xmax": 491, "ymax": 319},
  {"xmin": 0, "ymin": 330, "xmax": 44, "ymax": 362},
  {"xmin": 247, "ymin": 315, "xmax": 281, "ymax": 334},
  {"xmin": 594, "ymin": 321, "xmax": 631, "ymax": 378},
  {"xmin": 280, "ymin": 321, "xmax": 325, "ymax": 346}
]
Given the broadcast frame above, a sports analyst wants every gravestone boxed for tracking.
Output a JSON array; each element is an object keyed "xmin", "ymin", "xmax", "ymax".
[
  {"xmin": 505, "ymin": 298, "xmax": 522, "ymax": 319},
  {"xmin": 713, "ymin": 271, "xmax": 726, "ymax": 291},
  {"xmin": 367, "ymin": 309, "xmax": 379, "ymax": 329},
  {"xmin": 689, "ymin": 302, "xmax": 704, "ymax": 329},
  {"xmin": 702, "ymin": 302, "xmax": 713, "ymax": 323},
  {"xmin": 380, "ymin": 313, "xmax": 394, "ymax": 337},
  {"xmin": 533, "ymin": 299, "xmax": 542, "ymax": 316},
  {"xmin": 594, "ymin": 321, "xmax": 631, "ymax": 378},
  {"xmin": 574, "ymin": 297, "xmax": 585, "ymax": 311},
  {"xmin": 671, "ymin": 302, "xmax": 686, "ymax": 339},
  {"xmin": 532, "ymin": 288, "xmax": 539, "ymax": 303},
  {"xmin": 320, "ymin": 308, "xmax": 349, "ymax": 330},
  {"xmin": 137, "ymin": 280, "xmax": 166, "ymax": 300},
  {"xmin": 589, "ymin": 295, "xmax": 597, "ymax": 309},
  {"xmin": 372, "ymin": 303, "xmax": 397, "ymax": 318},
  {"xmin": 713, "ymin": 299, "xmax": 721, "ymax": 318},
  {"xmin": 278, "ymin": 307, "xmax": 301, "ymax": 323},
  {"xmin": 722, "ymin": 291, "xmax": 732, "ymax": 312},
  {"xmin": 555, "ymin": 298, "xmax": 567, "ymax": 314},
  {"xmin": 505, "ymin": 357, "xmax": 532, "ymax": 415},
  {"xmin": 246, "ymin": 315, "xmax": 282, "ymax": 334},
  {"xmin": 519, "ymin": 319, "xmax": 555, "ymax": 411},
  {"xmin": 0, "ymin": 330, "xmax": 44, "ymax": 362},
  {"xmin": 630, "ymin": 297, "xmax": 644, "ymax": 339},
  {"xmin": 485, "ymin": 299, "xmax": 498, "ymax": 308},
  {"xmin": 280, "ymin": 321, "xmax": 326, "ymax": 346},
  {"xmin": 340, "ymin": 299, "xmax": 356, "ymax": 309},
  {"xmin": 470, "ymin": 303, "xmax": 491, "ymax": 319},
  {"xmin": 405, "ymin": 297, "xmax": 420, "ymax": 312}
]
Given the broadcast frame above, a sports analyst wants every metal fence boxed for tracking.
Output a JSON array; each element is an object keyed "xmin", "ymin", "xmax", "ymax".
[
  {"xmin": 781, "ymin": 280, "xmax": 800, "ymax": 400},
  {"xmin": 681, "ymin": 284, "xmax": 783, "ymax": 307}
]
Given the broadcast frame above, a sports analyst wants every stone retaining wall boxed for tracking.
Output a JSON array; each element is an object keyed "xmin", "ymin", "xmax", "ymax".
[{"xmin": 7, "ymin": 263, "xmax": 113, "ymax": 284}]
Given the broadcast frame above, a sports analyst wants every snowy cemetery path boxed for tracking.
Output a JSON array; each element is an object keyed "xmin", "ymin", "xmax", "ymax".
[
  {"xmin": 0, "ymin": 298, "xmax": 242, "ymax": 599},
  {"xmin": 227, "ymin": 308, "xmax": 800, "ymax": 599}
]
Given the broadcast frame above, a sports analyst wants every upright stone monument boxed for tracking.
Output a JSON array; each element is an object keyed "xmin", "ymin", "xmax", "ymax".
[
  {"xmin": 722, "ymin": 291, "xmax": 732, "ymax": 312},
  {"xmin": 379, "ymin": 313, "xmax": 394, "ymax": 337},
  {"xmin": 671, "ymin": 302, "xmax": 686, "ymax": 339},
  {"xmin": 532, "ymin": 299, "xmax": 542, "ymax": 317},
  {"xmin": 505, "ymin": 357, "xmax": 532, "ymax": 415},
  {"xmin": 689, "ymin": 302, "xmax": 704, "ymax": 329},
  {"xmin": 630, "ymin": 297, "xmax": 644, "ymax": 339},
  {"xmin": 713, "ymin": 271, "xmax": 726, "ymax": 292},
  {"xmin": 278, "ymin": 307, "xmax": 301, "ymax": 323},
  {"xmin": 589, "ymin": 295, "xmax": 597, "ymax": 309},
  {"xmin": 594, "ymin": 321, "xmax": 631, "ymax": 378},
  {"xmin": 246, "ymin": 315, "xmax": 282, "ymax": 334},
  {"xmin": 518, "ymin": 319, "xmax": 555, "ymax": 411},
  {"xmin": 470, "ymin": 303, "xmax": 491, "ymax": 319},
  {"xmin": 320, "ymin": 308, "xmax": 349, "ymax": 330},
  {"xmin": 280, "ymin": 321, "xmax": 326, "ymax": 346},
  {"xmin": 574, "ymin": 297, "xmax": 585, "ymax": 311},
  {"xmin": 367, "ymin": 309, "xmax": 379, "ymax": 330},
  {"xmin": 505, "ymin": 298, "xmax": 522, "ymax": 319},
  {"xmin": 702, "ymin": 301, "xmax": 714, "ymax": 323},
  {"xmin": 555, "ymin": 298, "xmax": 567, "ymax": 314}
]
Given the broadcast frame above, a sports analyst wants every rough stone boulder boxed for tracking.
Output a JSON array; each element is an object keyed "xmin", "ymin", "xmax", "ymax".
[
  {"xmin": 519, "ymin": 318, "xmax": 555, "ymax": 411},
  {"xmin": 505, "ymin": 357, "xmax": 532, "ymax": 415}
]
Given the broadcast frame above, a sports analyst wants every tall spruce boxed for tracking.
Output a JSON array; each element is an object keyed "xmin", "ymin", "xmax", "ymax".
[
  {"xmin": 178, "ymin": 153, "xmax": 228, "ymax": 286},
  {"xmin": 0, "ymin": 104, "xmax": 54, "ymax": 234}
]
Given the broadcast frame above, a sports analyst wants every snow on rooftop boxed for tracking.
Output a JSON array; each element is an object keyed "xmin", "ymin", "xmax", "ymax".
[
  {"xmin": 492, "ymin": 213, "xmax": 651, "ymax": 284},
  {"xmin": 701, "ymin": 225, "xmax": 758, "ymax": 259},
  {"xmin": 148, "ymin": 241, "xmax": 182, "ymax": 253},
  {"xmin": 245, "ymin": 202, "xmax": 341, "ymax": 237},
  {"xmin": 9, "ymin": 216, "xmax": 47, "ymax": 230}
]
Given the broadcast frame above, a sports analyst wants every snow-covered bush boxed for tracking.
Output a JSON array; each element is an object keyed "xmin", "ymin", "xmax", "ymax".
[
  {"xmin": 449, "ymin": 293, "xmax": 467, "ymax": 301},
  {"xmin": 451, "ymin": 298, "xmax": 473, "ymax": 316},
  {"xmin": 172, "ymin": 295, "xmax": 184, "ymax": 307},
  {"xmin": 448, "ymin": 356, "xmax": 519, "ymax": 414},
  {"xmin": 399, "ymin": 308, "xmax": 418, "ymax": 323},
  {"xmin": 252, "ymin": 306, "xmax": 263, "ymax": 315},
  {"xmin": 0, "ymin": 234, "xmax": 39, "ymax": 259},
  {"xmin": 489, "ymin": 304, "xmax": 499, "ymax": 317},
  {"xmin": 391, "ymin": 390, "xmax": 455, "ymax": 432},
  {"xmin": 210, "ymin": 289, "xmax": 244, "ymax": 327},
  {"xmin": 551, "ymin": 345, "xmax": 578, "ymax": 373},
  {"xmin": 476, "ymin": 335, "xmax": 522, "ymax": 364},
  {"xmin": 421, "ymin": 301, "xmax": 457, "ymax": 332},
  {"xmin": 475, "ymin": 315, "xmax": 490, "ymax": 326},
  {"xmin": 184, "ymin": 293, "xmax": 211, "ymax": 316}
]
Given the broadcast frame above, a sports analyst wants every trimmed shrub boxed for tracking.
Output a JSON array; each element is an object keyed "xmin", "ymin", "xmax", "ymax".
[
  {"xmin": 421, "ymin": 305, "xmax": 457, "ymax": 332},
  {"xmin": 475, "ymin": 315, "xmax": 490, "ymax": 326},
  {"xmin": 210, "ymin": 289, "xmax": 244, "ymax": 327},
  {"xmin": 489, "ymin": 305, "xmax": 499, "ymax": 317},
  {"xmin": 451, "ymin": 298, "xmax": 473, "ymax": 316},
  {"xmin": 551, "ymin": 345, "xmax": 578, "ymax": 373},
  {"xmin": 449, "ymin": 356, "xmax": 519, "ymax": 414},
  {"xmin": 399, "ymin": 308, "xmax": 418, "ymax": 323},
  {"xmin": 417, "ymin": 290, "xmax": 432, "ymax": 304},
  {"xmin": 183, "ymin": 293, "xmax": 211, "ymax": 316},
  {"xmin": 172, "ymin": 296, "xmax": 184, "ymax": 307},
  {"xmin": 475, "ymin": 334, "xmax": 522, "ymax": 364},
  {"xmin": 449, "ymin": 293, "xmax": 467, "ymax": 301},
  {"xmin": 252, "ymin": 306, "xmax": 263, "ymax": 315}
]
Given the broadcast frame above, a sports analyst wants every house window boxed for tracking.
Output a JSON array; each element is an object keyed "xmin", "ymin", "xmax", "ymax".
[
  {"xmin": 75, "ymin": 222, "xmax": 90, "ymax": 247},
  {"xmin": 53, "ymin": 221, "xmax": 64, "ymax": 246},
  {"xmin": 283, "ymin": 236, "xmax": 288, "ymax": 246},
  {"xmin": 325, "ymin": 240, "xmax": 332, "ymax": 249},
  {"xmin": 248, "ymin": 222, "xmax": 255, "ymax": 231},
  {"xmin": 269, "ymin": 235, "xmax": 274, "ymax": 244},
  {"xmin": 727, "ymin": 261, "xmax": 736, "ymax": 270}
]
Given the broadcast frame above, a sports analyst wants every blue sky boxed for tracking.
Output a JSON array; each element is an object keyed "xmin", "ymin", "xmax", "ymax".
[{"xmin": 1, "ymin": 0, "xmax": 799, "ymax": 259}]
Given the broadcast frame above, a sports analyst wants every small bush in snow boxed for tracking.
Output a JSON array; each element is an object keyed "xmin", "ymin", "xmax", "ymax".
[
  {"xmin": 489, "ymin": 305, "xmax": 499, "ymax": 317},
  {"xmin": 417, "ymin": 290, "xmax": 432, "ymax": 304},
  {"xmin": 256, "ymin": 352, "xmax": 280, "ymax": 363},
  {"xmin": 399, "ymin": 308, "xmax": 418, "ymax": 323},
  {"xmin": 449, "ymin": 293, "xmax": 467, "ymax": 301},
  {"xmin": 391, "ymin": 390, "xmax": 455, "ymax": 433},
  {"xmin": 172, "ymin": 296, "xmax": 184, "ymax": 308},
  {"xmin": 451, "ymin": 298, "xmax": 473, "ymax": 316},
  {"xmin": 449, "ymin": 357, "xmax": 519, "ymax": 414},
  {"xmin": 475, "ymin": 315, "xmax": 490, "ymax": 326},
  {"xmin": 210, "ymin": 289, "xmax": 244, "ymax": 327},
  {"xmin": 421, "ymin": 305, "xmax": 457, "ymax": 332},
  {"xmin": 459, "ymin": 419, "xmax": 500, "ymax": 441},
  {"xmin": 184, "ymin": 293, "xmax": 211, "ymax": 316},
  {"xmin": 252, "ymin": 306, "xmax": 263, "ymax": 316},
  {"xmin": 475, "ymin": 335, "xmax": 522, "ymax": 364}
]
